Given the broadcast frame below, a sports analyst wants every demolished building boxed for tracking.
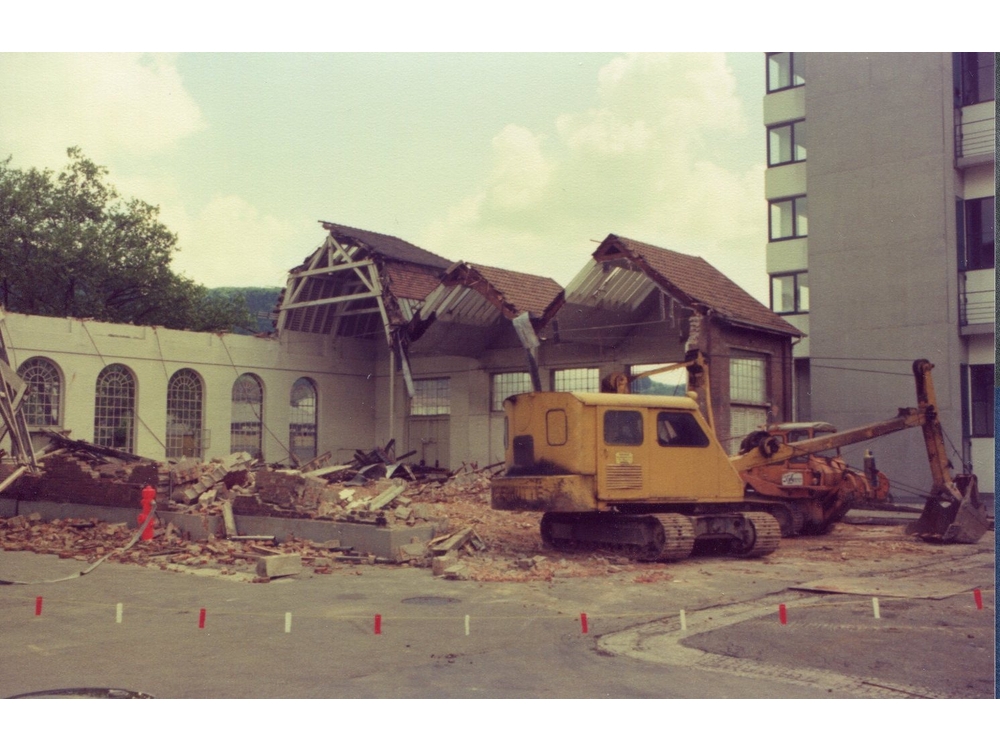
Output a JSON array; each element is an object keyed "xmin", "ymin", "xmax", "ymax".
[{"xmin": 1, "ymin": 222, "xmax": 802, "ymax": 473}]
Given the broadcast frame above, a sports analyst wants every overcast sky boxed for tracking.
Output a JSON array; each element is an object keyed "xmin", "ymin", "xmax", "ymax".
[
  {"xmin": 1, "ymin": 11, "xmax": 989, "ymax": 306},
  {"xmin": 0, "ymin": 51, "xmax": 776, "ymax": 301}
]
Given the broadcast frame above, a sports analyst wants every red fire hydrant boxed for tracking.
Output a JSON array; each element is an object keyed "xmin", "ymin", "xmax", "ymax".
[{"xmin": 138, "ymin": 485, "xmax": 156, "ymax": 541}]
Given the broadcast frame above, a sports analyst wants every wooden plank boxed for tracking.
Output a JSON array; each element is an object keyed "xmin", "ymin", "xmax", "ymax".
[
  {"xmin": 368, "ymin": 484, "xmax": 406, "ymax": 511},
  {"xmin": 221, "ymin": 500, "xmax": 238, "ymax": 537},
  {"xmin": 298, "ymin": 450, "xmax": 332, "ymax": 474},
  {"xmin": 304, "ymin": 463, "xmax": 353, "ymax": 479},
  {"xmin": 0, "ymin": 465, "xmax": 28, "ymax": 494},
  {"xmin": 429, "ymin": 528, "xmax": 474, "ymax": 555}
]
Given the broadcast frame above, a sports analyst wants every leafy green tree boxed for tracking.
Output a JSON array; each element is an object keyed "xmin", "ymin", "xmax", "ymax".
[{"xmin": 0, "ymin": 148, "xmax": 254, "ymax": 332}]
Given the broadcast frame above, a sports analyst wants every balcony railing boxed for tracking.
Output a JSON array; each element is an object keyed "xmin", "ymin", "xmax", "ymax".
[
  {"xmin": 956, "ymin": 108, "xmax": 996, "ymax": 163},
  {"xmin": 959, "ymin": 286, "xmax": 995, "ymax": 328}
]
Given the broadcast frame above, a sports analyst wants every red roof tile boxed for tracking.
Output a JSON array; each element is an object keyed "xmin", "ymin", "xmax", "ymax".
[
  {"xmin": 385, "ymin": 262, "xmax": 443, "ymax": 301},
  {"xmin": 468, "ymin": 263, "xmax": 563, "ymax": 317}
]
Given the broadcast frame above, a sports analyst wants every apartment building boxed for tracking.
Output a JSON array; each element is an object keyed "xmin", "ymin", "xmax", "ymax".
[{"xmin": 763, "ymin": 52, "xmax": 995, "ymax": 499}]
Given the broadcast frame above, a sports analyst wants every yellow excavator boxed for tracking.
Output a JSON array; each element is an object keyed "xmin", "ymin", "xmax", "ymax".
[{"xmin": 490, "ymin": 351, "xmax": 989, "ymax": 561}]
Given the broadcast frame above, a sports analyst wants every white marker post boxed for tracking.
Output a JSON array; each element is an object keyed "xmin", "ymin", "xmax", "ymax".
[
  {"xmin": 116, "ymin": 603, "xmax": 123, "ymax": 624},
  {"xmin": 465, "ymin": 615, "xmax": 470, "ymax": 636},
  {"xmin": 872, "ymin": 598, "xmax": 881, "ymax": 619},
  {"xmin": 285, "ymin": 612, "xmax": 292, "ymax": 633},
  {"xmin": 680, "ymin": 609, "xmax": 687, "ymax": 631}
]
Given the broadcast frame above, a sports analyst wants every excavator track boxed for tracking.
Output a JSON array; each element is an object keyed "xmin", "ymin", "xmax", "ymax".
[
  {"xmin": 649, "ymin": 514, "xmax": 696, "ymax": 561},
  {"xmin": 733, "ymin": 512, "xmax": 782, "ymax": 558},
  {"xmin": 743, "ymin": 500, "xmax": 806, "ymax": 537}
]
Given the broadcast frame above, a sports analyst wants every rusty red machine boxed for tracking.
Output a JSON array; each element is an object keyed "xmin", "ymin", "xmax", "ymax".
[{"xmin": 730, "ymin": 359, "xmax": 989, "ymax": 542}]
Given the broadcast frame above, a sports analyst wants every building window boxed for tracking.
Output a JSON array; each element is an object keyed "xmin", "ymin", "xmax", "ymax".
[
  {"xmin": 94, "ymin": 364, "xmax": 136, "ymax": 452},
  {"xmin": 958, "ymin": 52, "xmax": 995, "ymax": 106},
  {"xmin": 491, "ymin": 372, "xmax": 533, "ymax": 411},
  {"xmin": 629, "ymin": 363, "xmax": 687, "ymax": 396},
  {"xmin": 767, "ymin": 120, "xmax": 806, "ymax": 166},
  {"xmin": 166, "ymin": 368, "xmax": 204, "ymax": 460},
  {"xmin": 770, "ymin": 272, "xmax": 809, "ymax": 314},
  {"xmin": 231, "ymin": 373, "xmax": 264, "ymax": 458},
  {"xmin": 961, "ymin": 196, "xmax": 995, "ymax": 271},
  {"xmin": 970, "ymin": 365, "xmax": 994, "ymax": 438},
  {"xmin": 16, "ymin": 357, "xmax": 61, "ymax": 427},
  {"xmin": 769, "ymin": 196, "xmax": 808, "ymax": 241},
  {"xmin": 290, "ymin": 377, "xmax": 318, "ymax": 463},
  {"xmin": 411, "ymin": 378, "xmax": 450, "ymax": 416},
  {"xmin": 553, "ymin": 367, "xmax": 599, "ymax": 393},
  {"xmin": 766, "ymin": 52, "xmax": 804, "ymax": 93},
  {"xmin": 730, "ymin": 356, "xmax": 767, "ymax": 405}
]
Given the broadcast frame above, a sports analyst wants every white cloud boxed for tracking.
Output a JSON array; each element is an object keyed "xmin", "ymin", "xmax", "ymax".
[
  {"xmin": 169, "ymin": 195, "xmax": 300, "ymax": 289},
  {"xmin": 421, "ymin": 52, "xmax": 769, "ymax": 301},
  {"xmin": 0, "ymin": 53, "xmax": 205, "ymax": 168}
]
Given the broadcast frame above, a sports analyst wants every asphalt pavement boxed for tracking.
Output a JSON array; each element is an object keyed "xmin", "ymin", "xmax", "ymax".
[{"xmin": 0, "ymin": 529, "xmax": 994, "ymax": 700}]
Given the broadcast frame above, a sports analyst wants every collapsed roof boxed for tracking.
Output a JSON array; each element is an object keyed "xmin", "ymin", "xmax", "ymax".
[
  {"xmin": 555, "ymin": 234, "xmax": 803, "ymax": 346},
  {"xmin": 276, "ymin": 222, "xmax": 452, "ymax": 341},
  {"xmin": 403, "ymin": 261, "xmax": 564, "ymax": 357},
  {"xmin": 276, "ymin": 225, "xmax": 801, "ymax": 360}
]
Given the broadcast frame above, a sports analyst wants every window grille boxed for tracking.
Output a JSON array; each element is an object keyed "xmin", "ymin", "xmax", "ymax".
[
  {"xmin": 94, "ymin": 364, "xmax": 136, "ymax": 452},
  {"xmin": 290, "ymin": 377, "xmax": 318, "ymax": 462},
  {"xmin": 166, "ymin": 368, "xmax": 204, "ymax": 460},
  {"xmin": 17, "ymin": 357, "xmax": 61, "ymax": 427},
  {"xmin": 553, "ymin": 368, "xmax": 599, "ymax": 393},
  {"xmin": 411, "ymin": 378, "xmax": 450, "ymax": 416},
  {"xmin": 491, "ymin": 372, "xmax": 533, "ymax": 411},
  {"xmin": 231, "ymin": 373, "xmax": 264, "ymax": 458}
]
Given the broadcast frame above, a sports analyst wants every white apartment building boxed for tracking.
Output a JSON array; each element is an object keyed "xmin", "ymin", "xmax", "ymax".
[{"xmin": 763, "ymin": 52, "xmax": 995, "ymax": 499}]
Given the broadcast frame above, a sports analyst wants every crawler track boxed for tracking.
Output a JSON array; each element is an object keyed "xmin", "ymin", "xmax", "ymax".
[{"xmin": 733, "ymin": 512, "xmax": 782, "ymax": 557}]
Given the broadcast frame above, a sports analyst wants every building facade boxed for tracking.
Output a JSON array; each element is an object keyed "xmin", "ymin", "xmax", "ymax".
[
  {"xmin": 763, "ymin": 52, "xmax": 995, "ymax": 498},
  {"xmin": 2, "ymin": 228, "xmax": 800, "ymax": 471}
]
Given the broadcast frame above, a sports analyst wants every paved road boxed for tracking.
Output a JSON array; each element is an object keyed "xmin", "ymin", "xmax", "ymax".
[{"xmin": 0, "ymin": 535, "xmax": 994, "ymax": 699}]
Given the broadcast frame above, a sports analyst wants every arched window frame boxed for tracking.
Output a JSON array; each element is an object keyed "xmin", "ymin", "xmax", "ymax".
[
  {"xmin": 289, "ymin": 377, "xmax": 318, "ymax": 464},
  {"xmin": 16, "ymin": 357, "xmax": 63, "ymax": 428},
  {"xmin": 166, "ymin": 368, "xmax": 205, "ymax": 460},
  {"xmin": 94, "ymin": 364, "xmax": 137, "ymax": 452},
  {"xmin": 231, "ymin": 373, "xmax": 264, "ymax": 459}
]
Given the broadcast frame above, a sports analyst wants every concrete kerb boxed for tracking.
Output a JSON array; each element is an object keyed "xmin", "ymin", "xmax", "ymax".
[{"xmin": 0, "ymin": 499, "xmax": 436, "ymax": 559}]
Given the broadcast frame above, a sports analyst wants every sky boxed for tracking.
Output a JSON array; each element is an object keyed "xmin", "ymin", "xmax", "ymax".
[
  {"xmin": 0, "ymin": 51, "xmax": 774, "ymax": 301},
  {"xmin": 2, "ymin": 10, "xmax": 989, "ymax": 307}
]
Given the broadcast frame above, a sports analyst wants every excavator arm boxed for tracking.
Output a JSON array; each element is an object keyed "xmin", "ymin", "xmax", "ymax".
[{"xmin": 732, "ymin": 358, "xmax": 988, "ymax": 543}]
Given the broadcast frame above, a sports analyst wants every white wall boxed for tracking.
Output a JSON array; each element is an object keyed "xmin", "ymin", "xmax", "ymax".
[{"xmin": 1, "ymin": 311, "xmax": 376, "ymax": 464}]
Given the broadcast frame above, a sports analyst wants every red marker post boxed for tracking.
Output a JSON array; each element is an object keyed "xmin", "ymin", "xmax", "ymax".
[
  {"xmin": 973, "ymin": 589, "xmax": 983, "ymax": 610},
  {"xmin": 580, "ymin": 613, "xmax": 589, "ymax": 634},
  {"xmin": 374, "ymin": 614, "xmax": 382, "ymax": 635},
  {"xmin": 35, "ymin": 596, "xmax": 43, "ymax": 616},
  {"xmin": 198, "ymin": 608, "xmax": 207, "ymax": 629},
  {"xmin": 778, "ymin": 604, "xmax": 788, "ymax": 625}
]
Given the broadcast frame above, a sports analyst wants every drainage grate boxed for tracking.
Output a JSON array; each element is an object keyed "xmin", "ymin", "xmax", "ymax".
[{"xmin": 401, "ymin": 596, "xmax": 460, "ymax": 606}]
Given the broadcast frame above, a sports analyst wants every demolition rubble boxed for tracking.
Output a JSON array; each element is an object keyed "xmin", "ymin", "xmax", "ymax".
[
  {"xmin": 0, "ymin": 437, "xmax": 615, "ymax": 582},
  {"xmin": 0, "ymin": 436, "xmax": 980, "ymax": 584}
]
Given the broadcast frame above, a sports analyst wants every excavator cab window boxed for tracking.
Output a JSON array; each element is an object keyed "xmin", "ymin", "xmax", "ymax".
[
  {"xmin": 656, "ymin": 411, "xmax": 710, "ymax": 447},
  {"xmin": 604, "ymin": 410, "xmax": 643, "ymax": 446}
]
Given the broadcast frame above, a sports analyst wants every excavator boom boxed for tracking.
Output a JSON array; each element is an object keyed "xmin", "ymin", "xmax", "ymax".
[{"xmin": 733, "ymin": 358, "xmax": 988, "ymax": 543}]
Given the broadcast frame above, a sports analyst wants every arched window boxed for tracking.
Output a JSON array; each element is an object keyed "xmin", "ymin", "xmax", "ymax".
[
  {"xmin": 167, "ymin": 368, "xmax": 204, "ymax": 459},
  {"xmin": 231, "ymin": 373, "xmax": 264, "ymax": 459},
  {"xmin": 290, "ymin": 377, "xmax": 318, "ymax": 464},
  {"xmin": 17, "ymin": 357, "xmax": 62, "ymax": 427},
  {"xmin": 95, "ymin": 364, "xmax": 136, "ymax": 452}
]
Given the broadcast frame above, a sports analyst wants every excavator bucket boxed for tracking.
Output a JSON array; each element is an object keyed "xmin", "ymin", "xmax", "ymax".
[{"xmin": 906, "ymin": 475, "xmax": 991, "ymax": 544}]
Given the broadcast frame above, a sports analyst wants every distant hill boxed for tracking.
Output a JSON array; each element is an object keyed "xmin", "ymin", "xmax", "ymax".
[{"xmin": 207, "ymin": 287, "xmax": 283, "ymax": 334}]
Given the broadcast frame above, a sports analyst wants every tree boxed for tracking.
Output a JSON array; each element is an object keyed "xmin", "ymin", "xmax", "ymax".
[{"xmin": 0, "ymin": 148, "xmax": 254, "ymax": 332}]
